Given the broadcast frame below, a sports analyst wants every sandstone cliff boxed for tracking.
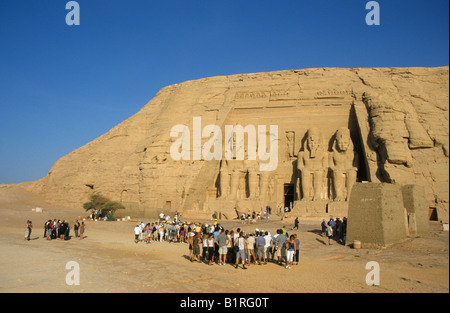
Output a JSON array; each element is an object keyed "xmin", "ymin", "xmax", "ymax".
[{"xmin": 16, "ymin": 67, "xmax": 449, "ymax": 220}]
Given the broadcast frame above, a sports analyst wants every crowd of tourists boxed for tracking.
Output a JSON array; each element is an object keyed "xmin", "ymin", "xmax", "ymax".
[
  {"xmin": 132, "ymin": 214, "xmax": 300, "ymax": 270},
  {"xmin": 187, "ymin": 226, "xmax": 300, "ymax": 270},
  {"xmin": 41, "ymin": 219, "xmax": 85, "ymax": 240},
  {"xmin": 321, "ymin": 217, "xmax": 347, "ymax": 245}
]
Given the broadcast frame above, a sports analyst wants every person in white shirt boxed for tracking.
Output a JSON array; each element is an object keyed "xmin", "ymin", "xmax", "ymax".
[
  {"xmin": 134, "ymin": 225, "xmax": 141, "ymax": 243},
  {"xmin": 139, "ymin": 222, "xmax": 145, "ymax": 241},
  {"xmin": 264, "ymin": 231, "xmax": 272, "ymax": 263}
]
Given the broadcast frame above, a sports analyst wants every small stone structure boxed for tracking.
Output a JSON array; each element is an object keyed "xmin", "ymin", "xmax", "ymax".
[
  {"xmin": 402, "ymin": 184, "xmax": 430, "ymax": 236},
  {"xmin": 346, "ymin": 182, "xmax": 429, "ymax": 248},
  {"xmin": 346, "ymin": 183, "xmax": 407, "ymax": 248}
]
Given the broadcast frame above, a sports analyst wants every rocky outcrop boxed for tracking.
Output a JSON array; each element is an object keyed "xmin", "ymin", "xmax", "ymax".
[{"xmin": 16, "ymin": 67, "xmax": 448, "ymax": 220}]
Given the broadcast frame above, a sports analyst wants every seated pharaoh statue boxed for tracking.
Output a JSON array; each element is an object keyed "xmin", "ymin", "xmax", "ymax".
[
  {"xmin": 297, "ymin": 128, "xmax": 328, "ymax": 201},
  {"xmin": 329, "ymin": 127, "xmax": 359, "ymax": 201}
]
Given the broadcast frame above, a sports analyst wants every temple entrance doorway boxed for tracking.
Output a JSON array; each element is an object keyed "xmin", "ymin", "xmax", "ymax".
[{"xmin": 284, "ymin": 184, "xmax": 295, "ymax": 209}]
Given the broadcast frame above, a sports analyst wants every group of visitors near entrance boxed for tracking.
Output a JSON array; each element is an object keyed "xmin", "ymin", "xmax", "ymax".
[
  {"xmin": 321, "ymin": 217, "xmax": 347, "ymax": 245},
  {"xmin": 133, "ymin": 213, "xmax": 300, "ymax": 270},
  {"xmin": 132, "ymin": 212, "xmax": 348, "ymax": 270},
  {"xmin": 24, "ymin": 219, "xmax": 86, "ymax": 241},
  {"xmin": 188, "ymin": 225, "xmax": 300, "ymax": 270}
]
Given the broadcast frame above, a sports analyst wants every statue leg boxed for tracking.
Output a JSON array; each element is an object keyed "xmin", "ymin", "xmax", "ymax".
[
  {"xmin": 313, "ymin": 171, "xmax": 323, "ymax": 201},
  {"xmin": 230, "ymin": 171, "xmax": 240, "ymax": 200},
  {"xmin": 219, "ymin": 170, "xmax": 229, "ymax": 199},
  {"xmin": 300, "ymin": 170, "xmax": 311, "ymax": 201},
  {"xmin": 333, "ymin": 171, "xmax": 345, "ymax": 201}
]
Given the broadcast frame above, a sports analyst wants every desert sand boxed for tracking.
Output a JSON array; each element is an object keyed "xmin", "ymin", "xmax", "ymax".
[{"xmin": 0, "ymin": 186, "xmax": 448, "ymax": 293}]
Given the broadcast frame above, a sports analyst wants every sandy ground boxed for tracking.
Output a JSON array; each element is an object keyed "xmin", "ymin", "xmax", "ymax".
[{"xmin": 0, "ymin": 186, "xmax": 448, "ymax": 293}]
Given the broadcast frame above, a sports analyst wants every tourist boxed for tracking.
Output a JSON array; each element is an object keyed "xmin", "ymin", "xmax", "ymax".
[
  {"xmin": 202, "ymin": 232, "xmax": 208, "ymax": 262},
  {"xmin": 45, "ymin": 220, "xmax": 52, "ymax": 240},
  {"xmin": 213, "ymin": 227, "xmax": 220, "ymax": 259},
  {"xmin": 192, "ymin": 232, "xmax": 201, "ymax": 262},
  {"xmin": 329, "ymin": 218, "xmax": 336, "ymax": 234},
  {"xmin": 179, "ymin": 224, "xmax": 185, "ymax": 243},
  {"xmin": 285, "ymin": 235, "xmax": 296, "ymax": 269},
  {"xmin": 293, "ymin": 217, "xmax": 299, "ymax": 230},
  {"xmin": 293, "ymin": 233, "xmax": 300, "ymax": 265},
  {"xmin": 228, "ymin": 230, "xmax": 235, "ymax": 263},
  {"xmin": 74, "ymin": 220, "xmax": 80, "ymax": 238},
  {"xmin": 64, "ymin": 220, "xmax": 70, "ymax": 238},
  {"xmin": 207, "ymin": 233, "xmax": 215, "ymax": 265},
  {"xmin": 327, "ymin": 221, "xmax": 334, "ymax": 245},
  {"xmin": 24, "ymin": 220, "xmax": 32, "ymax": 241},
  {"xmin": 51, "ymin": 219, "xmax": 56, "ymax": 239},
  {"xmin": 256, "ymin": 231, "xmax": 265, "ymax": 265},
  {"xmin": 139, "ymin": 221, "xmax": 145, "ymax": 242},
  {"xmin": 321, "ymin": 219, "xmax": 327, "ymax": 237},
  {"xmin": 264, "ymin": 231, "xmax": 271, "ymax": 264},
  {"xmin": 270, "ymin": 230, "xmax": 279, "ymax": 261},
  {"xmin": 342, "ymin": 217, "xmax": 348, "ymax": 245},
  {"xmin": 274, "ymin": 229, "xmax": 287, "ymax": 265},
  {"xmin": 79, "ymin": 222, "xmax": 85, "ymax": 240},
  {"xmin": 144, "ymin": 223, "xmax": 152, "ymax": 243},
  {"xmin": 188, "ymin": 230, "xmax": 194, "ymax": 261},
  {"xmin": 59, "ymin": 221, "xmax": 67, "ymax": 240},
  {"xmin": 234, "ymin": 232, "xmax": 248, "ymax": 270},
  {"xmin": 42, "ymin": 220, "xmax": 47, "ymax": 238},
  {"xmin": 158, "ymin": 224, "xmax": 164, "ymax": 242},
  {"xmin": 225, "ymin": 229, "xmax": 233, "ymax": 263},
  {"xmin": 233, "ymin": 228, "xmax": 240, "ymax": 243},
  {"xmin": 134, "ymin": 224, "xmax": 141, "ymax": 243},
  {"xmin": 246, "ymin": 233, "xmax": 256, "ymax": 265},
  {"xmin": 217, "ymin": 228, "xmax": 228, "ymax": 265}
]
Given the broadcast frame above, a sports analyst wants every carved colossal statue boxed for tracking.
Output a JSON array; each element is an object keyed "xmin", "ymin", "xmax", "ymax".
[
  {"xmin": 245, "ymin": 159, "xmax": 259, "ymax": 199},
  {"xmin": 259, "ymin": 171, "xmax": 271, "ymax": 201},
  {"xmin": 218, "ymin": 160, "xmax": 230, "ymax": 199},
  {"xmin": 297, "ymin": 128, "xmax": 328, "ymax": 201},
  {"xmin": 329, "ymin": 127, "xmax": 359, "ymax": 201}
]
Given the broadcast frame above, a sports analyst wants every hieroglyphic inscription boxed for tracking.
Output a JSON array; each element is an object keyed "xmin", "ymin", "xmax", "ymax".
[
  {"xmin": 234, "ymin": 90, "xmax": 290, "ymax": 100},
  {"xmin": 235, "ymin": 91, "xmax": 268, "ymax": 100},
  {"xmin": 316, "ymin": 88, "xmax": 353, "ymax": 97}
]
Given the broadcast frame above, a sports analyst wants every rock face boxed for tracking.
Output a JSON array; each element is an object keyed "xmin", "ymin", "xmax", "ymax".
[{"xmin": 18, "ymin": 67, "xmax": 449, "ymax": 220}]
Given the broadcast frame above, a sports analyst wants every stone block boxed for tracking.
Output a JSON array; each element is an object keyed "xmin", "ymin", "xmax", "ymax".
[
  {"xmin": 346, "ymin": 183, "xmax": 408, "ymax": 248},
  {"xmin": 402, "ymin": 184, "xmax": 430, "ymax": 236}
]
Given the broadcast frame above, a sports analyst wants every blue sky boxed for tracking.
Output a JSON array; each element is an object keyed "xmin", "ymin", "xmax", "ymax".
[{"xmin": 0, "ymin": 0, "xmax": 448, "ymax": 184}]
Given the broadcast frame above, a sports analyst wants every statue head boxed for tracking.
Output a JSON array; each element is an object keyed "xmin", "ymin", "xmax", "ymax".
[
  {"xmin": 334, "ymin": 127, "xmax": 353, "ymax": 152},
  {"xmin": 305, "ymin": 128, "xmax": 322, "ymax": 157}
]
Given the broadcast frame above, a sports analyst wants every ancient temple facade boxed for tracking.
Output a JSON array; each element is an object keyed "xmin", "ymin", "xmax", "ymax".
[{"xmin": 204, "ymin": 86, "xmax": 367, "ymax": 218}]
